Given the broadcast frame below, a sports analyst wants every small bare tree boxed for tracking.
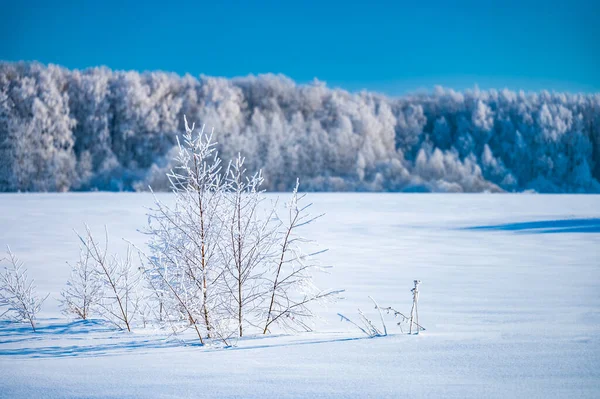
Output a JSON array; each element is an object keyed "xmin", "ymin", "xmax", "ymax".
[
  {"xmin": 142, "ymin": 117, "xmax": 228, "ymax": 343},
  {"xmin": 60, "ymin": 235, "xmax": 102, "ymax": 320},
  {"xmin": 75, "ymin": 225, "xmax": 142, "ymax": 332},
  {"xmin": 0, "ymin": 247, "xmax": 48, "ymax": 331},
  {"xmin": 219, "ymin": 154, "xmax": 277, "ymax": 337},
  {"xmin": 262, "ymin": 181, "xmax": 341, "ymax": 334}
]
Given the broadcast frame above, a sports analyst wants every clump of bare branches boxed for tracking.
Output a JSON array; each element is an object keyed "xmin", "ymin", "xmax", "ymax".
[
  {"xmin": 60, "ymin": 235, "xmax": 102, "ymax": 320},
  {"xmin": 262, "ymin": 181, "xmax": 342, "ymax": 334},
  {"xmin": 377, "ymin": 305, "xmax": 426, "ymax": 334},
  {"xmin": 74, "ymin": 225, "xmax": 143, "ymax": 332},
  {"xmin": 338, "ymin": 297, "xmax": 387, "ymax": 338},
  {"xmin": 137, "ymin": 117, "xmax": 340, "ymax": 345},
  {"xmin": 219, "ymin": 154, "xmax": 276, "ymax": 337},
  {"xmin": 339, "ymin": 284, "xmax": 426, "ymax": 337},
  {"xmin": 0, "ymin": 247, "xmax": 48, "ymax": 331}
]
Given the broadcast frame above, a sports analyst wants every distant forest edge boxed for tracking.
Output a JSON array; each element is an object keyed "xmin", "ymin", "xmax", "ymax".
[{"xmin": 1, "ymin": 62, "xmax": 599, "ymax": 193}]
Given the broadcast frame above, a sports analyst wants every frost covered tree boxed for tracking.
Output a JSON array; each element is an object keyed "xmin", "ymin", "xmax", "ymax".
[
  {"xmin": 2, "ymin": 62, "xmax": 599, "ymax": 193},
  {"xmin": 0, "ymin": 247, "xmax": 48, "ymax": 331},
  {"xmin": 141, "ymin": 117, "xmax": 228, "ymax": 343}
]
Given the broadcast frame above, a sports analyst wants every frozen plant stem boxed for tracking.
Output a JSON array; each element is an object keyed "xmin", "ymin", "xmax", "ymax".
[
  {"xmin": 409, "ymin": 280, "xmax": 421, "ymax": 335},
  {"xmin": 193, "ymin": 149, "xmax": 212, "ymax": 339},
  {"xmin": 369, "ymin": 296, "xmax": 387, "ymax": 336},
  {"xmin": 379, "ymin": 306, "xmax": 426, "ymax": 333}
]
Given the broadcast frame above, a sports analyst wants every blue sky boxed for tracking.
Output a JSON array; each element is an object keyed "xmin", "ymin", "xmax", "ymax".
[{"xmin": 1, "ymin": 0, "xmax": 599, "ymax": 95}]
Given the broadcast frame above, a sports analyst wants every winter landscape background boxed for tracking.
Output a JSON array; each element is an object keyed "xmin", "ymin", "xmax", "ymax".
[
  {"xmin": 1, "ymin": 62, "xmax": 600, "ymax": 193},
  {"xmin": 2, "ymin": 1, "xmax": 600, "ymax": 398}
]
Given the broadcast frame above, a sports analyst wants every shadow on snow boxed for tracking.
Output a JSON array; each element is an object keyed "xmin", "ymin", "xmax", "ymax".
[
  {"xmin": 0, "ymin": 319, "xmax": 373, "ymax": 359},
  {"xmin": 461, "ymin": 218, "xmax": 600, "ymax": 234},
  {"xmin": 0, "ymin": 319, "xmax": 180, "ymax": 358}
]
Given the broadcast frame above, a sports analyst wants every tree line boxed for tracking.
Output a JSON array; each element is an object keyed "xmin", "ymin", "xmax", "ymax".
[{"xmin": 1, "ymin": 62, "xmax": 599, "ymax": 193}]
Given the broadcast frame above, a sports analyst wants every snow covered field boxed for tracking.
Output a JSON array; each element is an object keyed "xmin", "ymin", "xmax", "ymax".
[{"xmin": 0, "ymin": 193, "xmax": 599, "ymax": 398}]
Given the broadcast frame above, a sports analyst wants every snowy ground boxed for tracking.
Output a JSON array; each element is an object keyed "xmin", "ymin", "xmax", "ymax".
[{"xmin": 0, "ymin": 193, "xmax": 599, "ymax": 398}]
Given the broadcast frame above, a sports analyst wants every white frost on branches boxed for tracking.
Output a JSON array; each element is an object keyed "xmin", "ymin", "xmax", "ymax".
[
  {"xmin": 219, "ymin": 154, "xmax": 276, "ymax": 337},
  {"xmin": 139, "ymin": 118, "xmax": 339, "ymax": 344},
  {"xmin": 339, "ymin": 290, "xmax": 426, "ymax": 337},
  {"xmin": 0, "ymin": 247, "xmax": 48, "ymax": 331},
  {"xmin": 262, "ymin": 180, "xmax": 342, "ymax": 334},
  {"xmin": 73, "ymin": 225, "xmax": 143, "ymax": 332},
  {"xmin": 60, "ymin": 235, "xmax": 103, "ymax": 320}
]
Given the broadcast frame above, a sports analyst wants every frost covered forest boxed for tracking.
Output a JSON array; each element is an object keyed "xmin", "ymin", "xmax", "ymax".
[{"xmin": 1, "ymin": 61, "xmax": 599, "ymax": 193}]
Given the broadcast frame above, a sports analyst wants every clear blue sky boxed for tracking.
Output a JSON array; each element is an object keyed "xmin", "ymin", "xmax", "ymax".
[{"xmin": 1, "ymin": 0, "xmax": 599, "ymax": 95}]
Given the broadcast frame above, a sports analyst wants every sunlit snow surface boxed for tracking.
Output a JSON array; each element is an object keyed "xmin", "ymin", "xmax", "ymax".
[{"xmin": 0, "ymin": 193, "xmax": 599, "ymax": 398}]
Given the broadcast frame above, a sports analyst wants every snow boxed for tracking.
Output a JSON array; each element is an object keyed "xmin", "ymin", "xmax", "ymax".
[{"xmin": 0, "ymin": 193, "xmax": 599, "ymax": 398}]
